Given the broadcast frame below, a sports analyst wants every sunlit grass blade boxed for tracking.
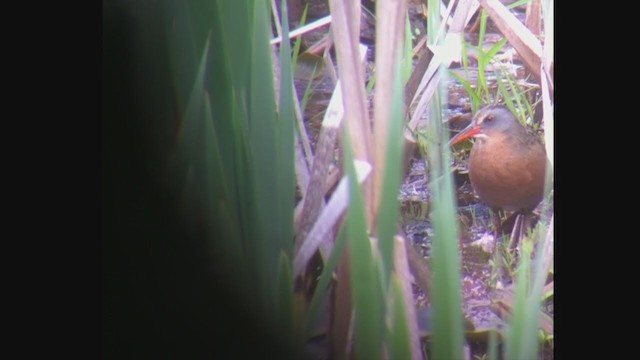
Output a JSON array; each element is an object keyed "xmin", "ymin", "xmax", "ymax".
[{"xmin": 486, "ymin": 38, "xmax": 508, "ymax": 62}]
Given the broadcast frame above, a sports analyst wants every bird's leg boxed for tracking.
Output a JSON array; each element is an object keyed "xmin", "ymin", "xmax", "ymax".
[
  {"xmin": 508, "ymin": 213, "xmax": 523, "ymax": 252},
  {"xmin": 491, "ymin": 209, "xmax": 502, "ymax": 237},
  {"xmin": 508, "ymin": 211, "xmax": 533, "ymax": 260},
  {"xmin": 497, "ymin": 211, "xmax": 519, "ymax": 235},
  {"xmin": 491, "ymin": 209, "xmax": 513, "ymax": 284}
]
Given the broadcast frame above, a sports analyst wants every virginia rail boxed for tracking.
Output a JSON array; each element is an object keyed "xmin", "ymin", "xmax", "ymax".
[{"xmin": 448, "ymin": 105, "xmax": 551, "ymax": 246}]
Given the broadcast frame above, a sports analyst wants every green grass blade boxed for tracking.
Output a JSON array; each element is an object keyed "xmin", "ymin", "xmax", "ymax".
[
  {"xmin": 478, "ymin": 10, "xmax": 488, "ymax": 48},
  {"xmin": 449, "ymin": 70, "xmax": 483, "ymax": 109},
  {"xmin": 428, "ymin": 88, "xmax": 464, "ymax": 359},
  {"xmin": 389, "ymin": 274, "xmax": 412, "ymax": 360},
  {"xmin": 460, "ymin": 41, "xmax": 481, "ymax": 112},
  {"xmin": 292, "ymin": 3, "xmax": 309, "ymax": 72},
  {"xmin": 366, "ymin": 72, "xmax": 377, "ymax": 96},
  {"xmin": 277, "ymin": 251, "xmax": 295, "ymax": 352},
  {"xmin": 275, "ymin": 2, "xmax": 296, "ymax": 350},
  {"xmin": 477, "ymin": 38, "xmax": 506, "ymax": 104},
  {"xmin": 500, "ymin": 67, "xmax": 535, "ymax": 124},
  {"xmin": 376, "ymin": 58, "xmax": 405, "ymax": 285},
  {"xmin": 494, "ymin": 69, "xmax": 519, "ymax": 118},
  {"xmin": 505, "ymin": 242, "xmax": 535, "ymax": 360},
  {"xmin": 344, "ymin": 135, "xmax": 383, "ymax": 360},
  {"xmin": 216, "ymin": 1, "xmax": 252, "ymax": 94},
  {"xmin": 300, "ymin": 63, "xmax": 319, "ymax": 113},
  {"xmin": 250, "ymin": 0, "xmax": 280, "ymax": 313},
  {"xmin": 404, "ymin": 14, "xmax": 413, "ymax": 84},
  {"xmin": 202, "ymin": 90, "xmax": 244, "ymax": 269},
  {"xmin": 476, "ymin": 10, "xmax": 490, "ymax": 100},
  {"xmin": 425, "ymin": 1, "xmax": 464, "ymax": 349},
  {"xmin": 486, "ymin": 38, "xmax": 508, "ymax": 62},
  {"xmin": 278, "ymin": 0, "xmax": 295, "ymax": 260}
]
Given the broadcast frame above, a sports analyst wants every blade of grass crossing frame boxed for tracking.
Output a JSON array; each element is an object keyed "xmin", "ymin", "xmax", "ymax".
[
  {"xmin": 389, "ymin": 274, "xmax": 412, "ymax": 360},
  {"xmin": 427, "ymin": 1, "xmax": 464, "ymax": 357},
  {"xmin": 278, "ymin": 0, "xmax": 295, "ymax": 261},
  {"xmin": 428, "ymin": 77, "xmax": 464, "ymax": 360},
  {"xmin": 510, "ymin": 221, "xmax": 552, "ymax": 360},
  {"xmin": 277, "ymin": 0, "xmax": 296, "ymax": 348},
  {"xmin": 277, "ymin": 251, "xmax": 295, "ymax": 353},
  {"xmin": 344, "ymin": 134, "xmax": 383, "ymax": 360},
  {"xmin": 250, "ymin": 0, "xmax": 280, "ymax": 313},
  {"xmin": 216, "ymin": 1, "xmax": 252, "ymax": 95},
  {"xmin": 505, "ymin": 241, "xmax": 535, "ymax": 359},
  {"xmin": 376, "ymin": 57, "xmax": 405, "ymax": 286},
  {"xmin": 214, "ymin": 0, "xmax": 256, "ymax": 260},
  {"xmin": 202, "ymin": 90, "xmax": 244, "ymax": 270}
]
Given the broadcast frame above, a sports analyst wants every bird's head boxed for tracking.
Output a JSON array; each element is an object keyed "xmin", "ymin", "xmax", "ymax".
[{"xmin": 448, "ymin": 105, "xmax": 521, "ymax": 146}]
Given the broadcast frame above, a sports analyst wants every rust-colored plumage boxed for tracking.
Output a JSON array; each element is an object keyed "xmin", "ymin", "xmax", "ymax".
[{"xmin": 449, "ymin": 105, "xmax": 550, "ymax": 212}]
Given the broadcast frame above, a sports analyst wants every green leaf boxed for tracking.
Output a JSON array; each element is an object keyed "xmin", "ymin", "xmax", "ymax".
[
  {"xmin": 389, "ymin": 274, "xmax": 412, "ymax": 360},
  {"xmin": 344, "ymin": 135, "xmax": 383, "ymax": 360},
  {"xmin": 426, "ymin": 62, "xmax": 464, "ymax": 359},
  {"xmin": 277, "ymin": 251, "xmax": 294, "ymax": 345},
  {"xmin": 376, "ymin": 57, "xmax": 405, "ymax": 285},
  {"xmin": 249, "ymin": 0, "xmax": 280, "ymax": 313},
  {"xmin": 292, "ymin": 3, "xmax": 309, "ymax": 72},
  {"xmin": 278, "ymin": 0, "xmax": 295, "ymax": 261},
  {"xmin": 449, "ymin": 70, "xmax": 483, "ymax": 110}
]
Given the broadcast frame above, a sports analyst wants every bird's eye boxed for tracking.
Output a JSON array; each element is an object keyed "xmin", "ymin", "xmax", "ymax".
[{"xmin": 484, "ymin": 115, "xmax": 494, "ymax": 123}]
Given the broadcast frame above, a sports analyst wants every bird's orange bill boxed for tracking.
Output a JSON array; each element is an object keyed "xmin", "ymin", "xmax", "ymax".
[{"xmin": 448, "ymin": 124, "xmax": 482, "ymax": 147}]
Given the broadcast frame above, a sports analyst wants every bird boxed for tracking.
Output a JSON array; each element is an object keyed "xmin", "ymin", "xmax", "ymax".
[{"xmin": 448, "ymin": 105, "xmax": 551, "ymax": 246}]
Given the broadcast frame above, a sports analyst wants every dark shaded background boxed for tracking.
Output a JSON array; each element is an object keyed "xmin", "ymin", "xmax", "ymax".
[{"xmin": 102, "ymin": 1, "xmax": 292, "ymax": 357}]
